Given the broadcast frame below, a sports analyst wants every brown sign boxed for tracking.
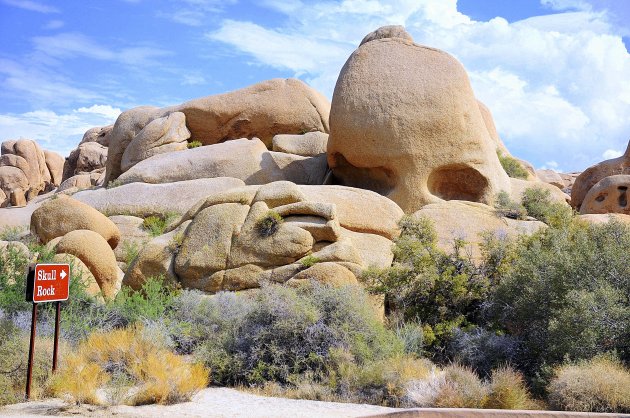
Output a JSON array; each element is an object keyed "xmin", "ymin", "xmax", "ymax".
[{"xmin": 31, "ymin": 263, "xmax": 70, "ymax": 303}]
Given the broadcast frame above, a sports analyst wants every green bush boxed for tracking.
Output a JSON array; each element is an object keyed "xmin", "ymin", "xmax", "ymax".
[
  {"xmin": 362, "ymin": 216, "xmax": 488, "ymax": 357},
  {"xmin": 299, "ymin": 255, "xmax": 321, "ymax": 269},
  {"xmin": 494, "ymin": 191, "xmax": 527, "ymax": 220},
  {"xmin": 190, "ymin": 284, "xmax": 402, "ymax": 387},
  {"xmin": 497, "ymin": 151, "xmax": 529, "ymax": 179},
  {"xmin": 521, "ymin": 187, "xmax": 572, "ymax": 226},
  {"xmin": 548, "ymin": 354, "xmax": 630, "ymax": 413},
  {"xmin": 142, "ymin": 213, "xmax": 178, "ymax": 237},
  {"xmin": 255, "ymin": 211, "xmax": 283, "ymax": 237},
  {"xmin": 187, "ymin": 140, "xmax": 202, "ymax": 149},
  {"xmin": 487, "ymin": 218, "xmax": 630, "ymax": 390}
]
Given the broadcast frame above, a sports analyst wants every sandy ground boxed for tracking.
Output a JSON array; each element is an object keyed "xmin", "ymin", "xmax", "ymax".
[{"xmin": 0, "ymin": 387, "xmax": 396, "ymax": 418}]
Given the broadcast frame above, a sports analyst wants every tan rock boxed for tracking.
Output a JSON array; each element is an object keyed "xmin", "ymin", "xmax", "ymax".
[
  {"xmin": 0, "ymin": 164, "xmax": 29, "ymax": 204},
  {"xmin": 0, "ymin": 189, "xmax": 6, "ymax": 208},
  {"xmin": 175, "ymin": 203, "xmax": 250, "ymax": 288},
  {"xmin": 287, "ymin": 262, "xmax": 358, "ymax": 287},
  {"xmin": 412, "ymin": 200, "xmax": 547, "ymax": 262},
  {"xmin": 509, "ymin": 178, "xmax": 570, "ymax": 205},
  {"xmin": 327, "ymin": 27, "xmax": 510, "ymax": 213},
  {"xmin": 272, "ymin": 132, "xmax": 328, "ymax": 157},
  {"xmin": 57, "ymin": 172, "xmax": 101, "ymax": 192},
  {"xmin": 571, "ymin": 141, "xmax": 630, "ymax": 210},
  {"xmin": 108, "ymin": 215, "xmax": 151, "ymax": 263},
  {"xmin": 580, "ymin": 175, "xmax": 630, "ymax": 215},
  {"xmin": 339, "ymin": 228, "xmax": 394, "ymax": 269},
  {"xmin": 44, "ymin": 150, "xmax": 64, "ymax": 187},
  {"xmin": 299, "ymin": 185, "xmax": 404, "ymax": 239},
  {"xmin": 228, "ymin": 201, "xmax": 313, "ymax": 268},
  {"xmin": 55, "ymin": 229, "xmax": 121, "ymax": 299},
  {"xmin": 0, "ymin": 192, "xmax": 51, "ymax": 229},
  {"xmin": 80, "ymin": 125, "xmax": 113, "ymax": 146},
  {"xmin": 30, "ymin": 195, "xmax": 121, "ymax": 249},
  {"xmin": 253, "ymin": 181, "xmax": 306, "ymax": 208},
  {"xmin": 52, "ymin": 253, "xmax": 101, "ymax": 297},
  {"xmin": 63, "ymin": 141, "xmax": 109, "ymax": 182},
  {"xmin": 477, "ymin": 100, "xmax": 508, "ymax": 156},
  {"xmin": 1, "ymin": 139, "xmax": 50, "ymax": 197},
  {"xmin": 105, "ymin": 79, "xmax": 330, "ymax": 182},
  {"xmin": 9, "ymin": 188, "xmax": 26, "ymax": 207},
  {"xmin": 120, "ymin": 111, "xmax": 190, "ymax": 172},
  {"xmin": 577, "ymin": 213, "xmax": 630, "ymax": 226},
  {"xmin": 116, "ymin": 138, "xmax": 327, "ymax": 186},
  {"xmin": 123, "ymin": 221, "xmax": 190, "ymax": 291},
  {"xmin": 559, "ymin": 172, "xmax": 580, "ymax": 194},
  {"xmin": 536, "ymin": 169, "xmax": 565, "ymax": 189},
  {"xmin": 74, "ymin": 177, "xmax": 245, "ymax": 217},
  {"xmin": 359, "ymin": 25, "xmax": 413, "ymax": 46}
]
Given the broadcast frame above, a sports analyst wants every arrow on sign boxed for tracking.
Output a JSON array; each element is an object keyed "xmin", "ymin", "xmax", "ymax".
[{"xmin": 60, "ymin": 270, "xmax": 67, "ymax": 280}]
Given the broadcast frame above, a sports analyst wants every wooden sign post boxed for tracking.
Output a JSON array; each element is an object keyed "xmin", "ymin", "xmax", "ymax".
[{"xmin": 24, "ymin": 263, "xmax": 70, "ymax": 400}]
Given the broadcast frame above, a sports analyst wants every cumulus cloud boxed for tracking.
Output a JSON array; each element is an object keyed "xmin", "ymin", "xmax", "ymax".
[
  {"xmin": 0, "ymin": 105, "xmax": 120, "ymax": 157},
  {"xmin": 602, "ymin": 149, "xmax": 623, "ymax": 159},
  {"xmin": 208, "ymin": 0, "xmax": 630, "ymax": 171}
]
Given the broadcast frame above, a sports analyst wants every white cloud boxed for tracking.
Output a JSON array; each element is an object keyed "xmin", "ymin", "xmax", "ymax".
[
  {"xmin": 43, "ymin": 19, "xmax": 64, "ymax": 30},
  {"xmin": 602, "ymin": 149, "xmax": 623, "ymax": 159},
  {"xmin": 0, "ymin": 105, "xmax": 121, "ymax": 157},
  {"xmin": 208, "ymin": 0, "xmax": 630, "ymax": 171},
  {"xmin": 1, "ymin": 0, "xmax": 59, "ymax": 13},
  {"xmin": 158, "ymin": 0, "xmax": 238, "ymax": 26}
]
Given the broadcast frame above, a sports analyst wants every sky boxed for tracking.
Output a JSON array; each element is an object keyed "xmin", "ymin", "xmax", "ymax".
[{"xmin": 0, "ymin": 0, "xmax": 629, "ymax": 172}]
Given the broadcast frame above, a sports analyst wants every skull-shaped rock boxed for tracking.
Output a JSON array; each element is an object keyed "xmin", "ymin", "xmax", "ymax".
[
  {"xmin": 327, "ymin": 27, "xmax": 510, "ymax": 213},
  {"xmin": 580, "ymin": 174, "xmax": 630, "ymax": 215}
]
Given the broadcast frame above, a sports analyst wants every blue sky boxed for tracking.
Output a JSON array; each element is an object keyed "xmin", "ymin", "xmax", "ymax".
[{"xmin": 0, "ymin": 0, "xmax": 629, "ymax": 172}]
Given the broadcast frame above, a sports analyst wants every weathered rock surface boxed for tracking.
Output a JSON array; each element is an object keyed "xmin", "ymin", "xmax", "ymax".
[
  {"xmin": 359, "ymin": 25, "xmax": 413, "ymax": 46},
  {"xmin": 106, "ymin": 79, "xmax": 330, "ymax": 182},
  {"xmin": 128, "ymin": 181, "xmax": 399, "ymax": 292},
  {"xmin": 58, "ymin": 171, "xmax": 104, "ymax": 192},
  {"xmin": 577, "ymin": 213, "xmax": 630, "ymax": 226},
  {"xmin": 412, "ymin": 200, "xmax": 547, "ymax": 261},
  {"xmin": 327, "ymin": 26, "xmax": 510, "ymax": 213},
  {"xmin": 509, "ymin": 178, "xmax": 571, "ymax": 205},
  {"xmin": 536, "ymin": 169, "xmax": 565, "ymax": 189},
  {"xmin": 116, "ymin": 138, "xmax": 328, "ymax": 186},
  {"xmin": 580, "ymin": 174, "xmax": 630, "ymax": 215},
  {"xmin": 0, "ymin": 139, "xmax": 62, "ymax": 206},
  {"xmin": 73, "ymin": 177, "xmax": 244, "ymax": 217},
  {"xmin": 30, "ymin": 195, "xmax": 121, "ymax": 249},
  {"xmin": 62, "ymin": 142, "xmax": 108, "ymax": 181},
  {"xmin": 272, "ymin": 132, "xmax": 328, "ymax": 157},
  {"xmin": 55, "ymin": 229, "xmax": 121, "ymax": 299},
  {"xmin": 123, "ymin": 221, "xmax": 190, "ymax": 290},
  {"xmin": 571, "ymin": 141, "xmax": 630, "ymax": 210},
  {"xmin": 108, "ymin": 215, "xmax": 151, "ymax": 263},
  {"xmin": 0, "ymin": 192, "xmax": 53, "ymax": 230},
  {"xmin": 52, "ymin": 252, "xmax": 101, "ymax": 297}
]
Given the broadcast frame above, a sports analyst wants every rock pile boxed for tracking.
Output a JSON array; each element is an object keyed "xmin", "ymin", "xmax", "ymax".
[{"xmin": 0, "ymin": 139, "xmax": 63, "ymax": 207}]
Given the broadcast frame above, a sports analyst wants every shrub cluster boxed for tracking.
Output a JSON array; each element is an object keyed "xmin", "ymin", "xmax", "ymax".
[{"xmin": 497, "ymin": 151, "xmax": 529, "ymax": 179}]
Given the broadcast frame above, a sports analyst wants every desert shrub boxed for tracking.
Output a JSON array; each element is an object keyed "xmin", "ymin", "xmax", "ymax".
[
  {"xmin": 521, "ymin": 187, "xmax": 572, "ymax": 226},
  {"xmin": 299, "ymin": 255, "xmax": 321, "ymax": 269},
  {"xmin": 121, "ymin": 241, "xmax": 140, "ymax": 265},
  {"xmin": 193, "ymin": 284, "xmax": 402, "ymax": 386},
  {"xmin": 487, "ymin": 218, "xmax": 630, "ymax": 390},
  {"xmin": 107, "ymin": 179, "xmax": 123, "ymax": 189},
  {"xmin": 0, "ymin": 318, "xmax": 56, "ymax": 405},
  {"xmin": 108, "ymin": 276, "xmax": 178, "ymax": 325},
  {"xmin": 497, "ymin": 152, "xmax": 529, "ymax": 179},
  {"xmin": 0, "ymin": 226, "xmax": 26, "ymax": 241},
  {"xmin": 548, "ymin": 354, "xmax": 630, "ymax": 413},
  {"xmin": 50, "ymin": 325, "xmax": 209, "ymax": 405},
  {"xmin": 448, "ymin": 328, "xmax": 519, "ymax": 378},
  {"xmin": 494, "ymin": 191, "xmax": 526, "ymax": 220},
  {"xmin": 331, "ymin": 349, "xmax": 434, "ymax": 406},
  {"xmin": 362, "ymin": 216, "xmax": 488, "ymax": 358},
  {"xmin": 255, "ymin": 210, "xmax": 283, "ymax": 237},
  {"xmin": 432, "ymin": 364, "xmax": 487, "ymax": 408},
  {"xmin": 0, "ymin": 244, "xmax": 31, "ymax": 313},
  {"xmin": 187, "ymin": 140, "xmax": 202, "ymax": 149},
  {"xmin": 142, "ymin": 213, "xmax": 178, "ymax": 237},
  {"xmin": 485, "ymin": 366, "xmax": 538, "ymax": 410}
]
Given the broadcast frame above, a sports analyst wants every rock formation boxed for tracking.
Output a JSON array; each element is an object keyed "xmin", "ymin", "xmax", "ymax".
[
  {"xmin": 327, "ymin": 27, "xmax": 511, "ymax": 213},
  {"xmin": 105, "ymin": 78, "xmax": 330, "ymax": 183},
  {"xmin": 0, "ymin": 139, "xmax": 63, "ymax": 207},
  {"xmin": 572, "ymin": 140, "xmax": 630, "ymax": 211}
]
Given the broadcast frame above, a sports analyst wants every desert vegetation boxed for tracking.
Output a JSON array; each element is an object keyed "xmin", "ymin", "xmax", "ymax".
[{"xmin": 1, "ymin": 185, "xmax": 628, "ymax": 412}]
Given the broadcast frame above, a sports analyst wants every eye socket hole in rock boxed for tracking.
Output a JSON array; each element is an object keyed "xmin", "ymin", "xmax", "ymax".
[
  {"xmin": 328, "ymin": 153, "xmax": 396, "ymax": 196},
  {"xmin": 619, "ymin": 186, "xmax": 628, "ymax": 207},
  {"xmin": 428, "ymin": 164, "xmax": 489, "ymax": 202}
]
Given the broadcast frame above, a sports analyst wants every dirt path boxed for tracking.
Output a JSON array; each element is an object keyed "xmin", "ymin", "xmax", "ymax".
[{"xmin": 0, "ymin": 387, "xmax": 396, "ymax": 418}]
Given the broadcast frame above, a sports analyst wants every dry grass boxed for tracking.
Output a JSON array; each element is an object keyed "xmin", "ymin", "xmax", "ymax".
[
  {"xmin": 433, "ymin": 364, "xmax": 487, "ymax": 408},
  {"xmin": 548, "ymin": 354, "xmax": 630, "ymax": 413},
  {"xmin": 485, "ymin": 366, "xmax": 538, "ymax": 410},
  {"xmin": 51, "ymin": 325, "xmax": 209, "ymax": 406}
]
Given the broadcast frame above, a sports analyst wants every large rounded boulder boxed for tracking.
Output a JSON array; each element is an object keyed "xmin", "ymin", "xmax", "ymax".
[
  {"xmin": 580, "ymin": 174, "xmax": 630, "ymax": 215},
  {"xmin": 30, "ymin": 195, "xmax": 120, "ymax": 248},
  {"xmin": 327, "ymin": 26, "xmax": 510, "ymax": 213}
]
